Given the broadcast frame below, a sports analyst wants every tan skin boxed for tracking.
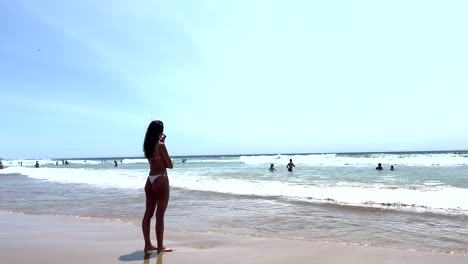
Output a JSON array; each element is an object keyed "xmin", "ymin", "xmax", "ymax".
[
  {"xmin": 149, "ymin": 134, "xmax": 173, "ymax": 174},
  {"xmin": 142, "ymin": 133, "xmax": 174, "ymax": 253}
]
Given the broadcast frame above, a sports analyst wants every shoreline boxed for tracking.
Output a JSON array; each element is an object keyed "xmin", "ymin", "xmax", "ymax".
[{"xmin": 0, "ymin": 211, "xmax": 466, "ymax": 264}]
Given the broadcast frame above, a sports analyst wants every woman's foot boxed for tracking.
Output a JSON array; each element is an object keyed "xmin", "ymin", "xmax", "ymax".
[
  {"xmin": 157, "ymin": 247, "xmax": 173, "ymax": 253},
  {"xmin": 144, "ymin": 244, "xmax": 158, "ymax": 253}
]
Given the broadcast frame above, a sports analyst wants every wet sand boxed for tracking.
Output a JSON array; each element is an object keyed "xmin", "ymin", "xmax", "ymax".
[{"xmin": 0, "ymin": 211, "xmax": 466, "ymax": 264}]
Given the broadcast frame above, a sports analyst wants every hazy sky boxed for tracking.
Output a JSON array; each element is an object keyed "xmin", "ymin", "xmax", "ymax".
[{"xmin": 1, "ymin": 0, "xmax": 467, "ymax": 159}]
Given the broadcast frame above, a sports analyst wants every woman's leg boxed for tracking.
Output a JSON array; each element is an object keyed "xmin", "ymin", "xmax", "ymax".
[
  {"xmin": 142, "ymin": 179, "xmax": 157, "ymax": 252},
  {"xmin": 152, "ymin": 176, "xmax": 170, "ymax": 252}
]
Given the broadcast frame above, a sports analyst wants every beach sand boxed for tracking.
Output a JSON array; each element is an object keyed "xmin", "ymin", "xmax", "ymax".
[{"xmin": 0, "ymin": 212, "xmax": 466, "ymax": 264}]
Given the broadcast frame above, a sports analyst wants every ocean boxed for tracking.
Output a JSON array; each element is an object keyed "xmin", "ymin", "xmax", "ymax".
[{"xmin": 1, "ymin": 151, "xmax": 467, "ymax": 254}]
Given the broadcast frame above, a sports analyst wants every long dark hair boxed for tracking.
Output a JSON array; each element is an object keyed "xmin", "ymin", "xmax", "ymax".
[{"xmin": 143, "ymin": 120, "xmax": 164, "ymax": 159}]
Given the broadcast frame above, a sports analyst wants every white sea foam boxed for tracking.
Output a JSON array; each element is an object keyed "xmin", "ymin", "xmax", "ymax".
[
  {"xmin": 3, "ymin": 152, "xmax": 467, "ymax": 167},
  {"xmin": 3, "ymin": 166, "xmax": 467, "ymax": 215},
  {"xmin": 168, "ymin": 173, "xmax": 468, "ymax": 214},
  {"xmin": 1, "ymin": 158, "xmax": 148, "ymax": 166},
  {"xmin": 239, "ymin": 153, "xmax": 468, "ymax": 166},
  {"xmin": 3, "ymin": 167, "xmax": 146, "ymax": 189}
]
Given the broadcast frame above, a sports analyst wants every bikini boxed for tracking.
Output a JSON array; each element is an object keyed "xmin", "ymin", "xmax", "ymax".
[{"xmin": 148, "ymin": 144, "xmax": 167, "ymax": 184}]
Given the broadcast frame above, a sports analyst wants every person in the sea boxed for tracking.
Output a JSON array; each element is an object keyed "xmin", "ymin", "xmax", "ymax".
[
  {"xmin": 376, "ymin": 163, "xmax": 383, "ymax": 170},
  {"xmin": 390, "ymin": 165, "xmax": 395, "ymax": 170},
  {"xmin": 269, "ymin": 164, "xmax": 277, "ymax": 172},
  {"xmin": 142, "ymin": 120, "xmax": 174, "ymax": 253},
  {"xmin": 114, "ymin": 160, "xmax": 118, "ymax": 167},
  {"xmin": 0, "ymin": 161, "xmax": 3, "ymax": 169},
  {"xmin": 286, "ymin": 159, "xmax": 295, "ymax": 172},
  {"xmin": 35, "ymin": 161, "xmax": 40, "ymax": 168}
]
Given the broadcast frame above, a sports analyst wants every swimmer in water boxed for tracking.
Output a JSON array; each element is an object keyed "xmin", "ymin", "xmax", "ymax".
[
  {"xmin": 269, "ymin": 164, "xmax": 277, "ymax": 172},
  {"xmin": 286, "ymin": 159, "xmax": 295, "ymax": 172},
  {"xmin": 376, "ymin": 163, "xmax": 383, "ymax": 170}
]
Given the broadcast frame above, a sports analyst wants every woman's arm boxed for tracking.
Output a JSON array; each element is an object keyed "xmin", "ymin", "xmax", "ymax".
[{"xmin": 159, "ymin": 143, "xmax": 173, "ymax": 169}]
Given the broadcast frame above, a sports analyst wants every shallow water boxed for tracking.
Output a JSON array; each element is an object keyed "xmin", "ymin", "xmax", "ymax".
[{"xmin": 1, "ymin": 151, "xmax": 467, "ymax": 253}]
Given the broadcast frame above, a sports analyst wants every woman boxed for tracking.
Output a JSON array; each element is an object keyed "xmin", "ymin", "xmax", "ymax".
[{"xmin": 142, "ymin": 120, "xmax": 174, "ymax": 253}]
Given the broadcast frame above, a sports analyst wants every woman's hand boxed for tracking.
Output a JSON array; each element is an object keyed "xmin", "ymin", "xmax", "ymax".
[{"xmin": 159, "ymin": 133, "xmax": 167, "ymax": 143}]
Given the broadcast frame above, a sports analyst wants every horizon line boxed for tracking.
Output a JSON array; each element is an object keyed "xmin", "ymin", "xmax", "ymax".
[{"xmin": 2, "ymin": 149, "xmax": 468, "ymax": 161}]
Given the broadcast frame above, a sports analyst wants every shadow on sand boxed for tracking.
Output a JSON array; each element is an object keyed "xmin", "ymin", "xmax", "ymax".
[{"xmin": 119, "ymin": 251, "xmax": 164, "ymax": 263}]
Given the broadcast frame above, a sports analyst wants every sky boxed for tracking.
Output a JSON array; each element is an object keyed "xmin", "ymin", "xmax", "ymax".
[{"xmin": 1, "ymin": 0, "xmax": 467, "ymax": 159}]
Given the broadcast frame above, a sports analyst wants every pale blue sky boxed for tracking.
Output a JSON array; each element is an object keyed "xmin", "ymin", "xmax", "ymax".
[{"xmin": 1, "ymin": 0, "xmax": 467, "ymax": 159}]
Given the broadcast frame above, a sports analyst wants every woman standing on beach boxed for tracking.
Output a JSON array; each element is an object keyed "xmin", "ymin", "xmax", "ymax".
[{"xmin": 142, "ymin": 120, "xmax": 173, "ymax": 253}]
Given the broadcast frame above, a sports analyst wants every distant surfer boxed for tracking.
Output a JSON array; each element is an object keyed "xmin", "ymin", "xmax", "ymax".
[
  {"xmin": 286, "ymin": 159, "xmax": 295, "ymax": 172},
  {"xmin": 390, "ymin": 165, "xmax": 394, "ymax": 170},
  {"xmin": 376, "ymin": 163, "xmax": 383, "ymax": 170},
  {"xmin": 269, "ymin": 164, "xmax": 277, "ymax": 172},
  {"xmin": 35, "ymin": 161, "xmax": 40, "ymax": 168},
  {"xmin": 114, "ymin": 160, "xmax": 118, "ymax": 167},
  {"xmin": 0, "ymin": 161, "xmax": 3, "ymax": 169}
]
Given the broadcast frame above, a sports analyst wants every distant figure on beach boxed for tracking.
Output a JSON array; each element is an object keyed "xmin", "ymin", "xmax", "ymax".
[
  {"xmin": 20, "ymin": 161, "xmax": 23, "ymax": 166},
  {"xmin": 286, "ymin": 159, "xmax": 295, "ymax": 172},
  {"xmin": 35, "ymin": 161, "xmax": 40, "ymax": 168},
  {"xmin": 65, "ymin": 160, "xmax": 69, "ymax": 165},
  {"xmin": 181, "ymin": 158, "xmax": 187, "ymax": 163},
  {"xmin": 142, "ymin": 120, "xmax": 173, "ymax": 254},
  {"xmin": 376, "ymin": 163, "xmax": 383, "ymax": 170},
  {"xmin": 114, "ymin": 160, "xmax": 118, "ymax": 167},
  {"xmin": 55, "ymin": 161, "xmax": 58, "ymax": 165},
  {"xmin": 390, "ymin": 165, "xmax": 395, "ymax": 170},
  {"xmin": 0, "ymin": 161, "xmax": 3, "ymax": 169},
  {"xmin": 269, "ymin": 164, "xmax": 277, "ymax": 172}
]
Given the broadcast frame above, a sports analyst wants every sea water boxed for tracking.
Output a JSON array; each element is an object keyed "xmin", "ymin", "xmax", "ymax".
[{"xmin": 1, "ymin": 151, "xmax": 467, "ymax": 253}]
